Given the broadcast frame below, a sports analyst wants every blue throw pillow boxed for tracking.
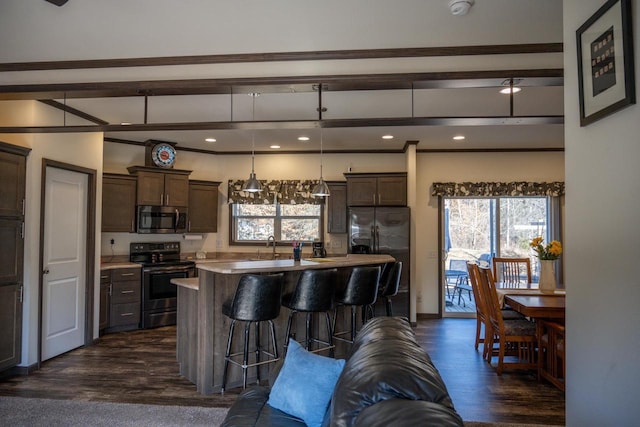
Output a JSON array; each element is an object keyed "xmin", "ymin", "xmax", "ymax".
[{"xmin": 267, "ymin": 339, "xmax": 345, "ymax": 427}]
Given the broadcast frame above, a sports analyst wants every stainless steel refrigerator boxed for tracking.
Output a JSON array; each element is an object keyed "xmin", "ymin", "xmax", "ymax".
[{"xmin": 348, "ymin": 207, "xmax": 410, "ymax": 318}]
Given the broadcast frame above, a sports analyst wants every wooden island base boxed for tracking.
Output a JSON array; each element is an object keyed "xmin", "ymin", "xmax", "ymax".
[{"xmin": 171, "ymin": 254, "xmax": 394, "ymax": 395}]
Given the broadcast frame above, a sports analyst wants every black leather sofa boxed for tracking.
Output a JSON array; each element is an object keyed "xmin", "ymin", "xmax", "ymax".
[{"xmin": 221, "ymin": 316, "xmax": 464, "ymax": 427}]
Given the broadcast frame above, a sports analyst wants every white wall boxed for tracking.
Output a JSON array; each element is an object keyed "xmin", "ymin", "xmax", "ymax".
[
  {"xmin": 1, "ymin": 101, "xmax": 104, "ymax": 367},
  {"xmin": 414, "ymin": 151, "xmax": 565, "ymax": 313},
  {"xmin": 564, "ymin": 1, "xmax": 640, "ymax": 425}
]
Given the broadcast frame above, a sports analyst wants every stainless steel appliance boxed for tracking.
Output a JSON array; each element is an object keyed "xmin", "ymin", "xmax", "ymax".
[
  {"xmin": 348, "ymin": 207, "xmax": 410, "ymax": 317},
  {"xmin": 130, "ymin": 242, "xmax": 196, "ymax": 328},
  {"xmin": 136, "ymin": 205, "xmax": 188, "ymax": 234}
]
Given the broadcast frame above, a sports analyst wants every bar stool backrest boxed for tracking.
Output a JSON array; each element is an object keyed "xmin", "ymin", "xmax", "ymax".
[
  {"xmin": 339, "ymin": 266, "xmax": 381, "ymax": 306},
  {"xmin": 379, "ymin": 261, "xmax": 402, "ymax": 298},
  {"xmin": 288, "ymin": 268, "xmax": 337, "ymax": 312},
  {"xmin": 228, "ymin": 273, "xmax": 284, "ymax": 321}
]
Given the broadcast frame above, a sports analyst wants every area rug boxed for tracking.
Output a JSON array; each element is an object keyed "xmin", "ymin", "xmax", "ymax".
[{"xmin": 0, "ymin": 396, "xmax": 229, "ymax": 426}]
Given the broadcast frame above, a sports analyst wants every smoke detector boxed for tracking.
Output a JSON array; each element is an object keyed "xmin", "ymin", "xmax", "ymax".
[{"xmin": 449, "ymin": 0, "xmax": 474, "ymax": 16}]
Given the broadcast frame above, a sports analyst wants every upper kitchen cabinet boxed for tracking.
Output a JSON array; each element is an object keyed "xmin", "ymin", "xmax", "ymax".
[
  {"xmin": 188, "ymin": 180, "xmax": 221, "ymax": 233},
  {"xmin": 127, "ymin": 166, "xmax": 191, "ymax": 207},
  {"xmin": 102, "ymin": 174, "xmax": 136, "ymax": 232},
  {"xmin": 345, "ymin": 173, "xmax": 407, "ymax": 207},
  {"xmin": 0, "ymin": 149, "xmax": 26, "ymax": 218},
  {"xmin": 327, "ymin": 181, "xmax": 347, "ymax": 234}
]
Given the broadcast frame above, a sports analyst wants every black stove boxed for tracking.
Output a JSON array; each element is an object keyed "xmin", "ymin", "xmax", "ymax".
[{"xmin": 130, "ymin": 242, "xmax": 196, "ymax": 329}]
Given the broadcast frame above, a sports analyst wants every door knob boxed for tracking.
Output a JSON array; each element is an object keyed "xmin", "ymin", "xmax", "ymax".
[{"xmin": 43, "ymin": 268, "xmax": 50, "ymax": 275}]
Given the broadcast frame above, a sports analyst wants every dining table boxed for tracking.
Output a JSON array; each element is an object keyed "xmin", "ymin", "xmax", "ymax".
[
  {"xmin": 503, "ymin": 294, "xmax": 566, "ymax": 320},
  {"xmin": 495, "ymin": 282, "xmax": 565, "ymax": 308}
]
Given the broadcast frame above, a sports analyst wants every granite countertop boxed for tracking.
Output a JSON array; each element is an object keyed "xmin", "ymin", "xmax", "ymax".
[
  {"xmin": 100, "ymin": 261, "xmax": 141, "ymax": 270},
  {"xmin": 196, "ymin": 254, "xmax": 394, "ymax": 275}
]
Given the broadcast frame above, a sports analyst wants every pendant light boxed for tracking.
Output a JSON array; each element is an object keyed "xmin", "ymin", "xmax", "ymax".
[
  {"xmin": 242, "ymin": 93, "xmax": 262, "ymax": 193},
  {"xmin": 311, "ymin": 129, "xmax": 330, "ymax": 197}
]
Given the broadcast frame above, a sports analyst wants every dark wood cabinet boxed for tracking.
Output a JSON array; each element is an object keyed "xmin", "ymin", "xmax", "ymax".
[
  {"xmin": 327, "ymin": 181, "xmax": 347, "ymax": 234},
  {"xmin": 345, "ymin": 173, "xmax": 407, "ymax": 206},
  {"xmin": 99, "ymin": 271, "xmax": 110, "ymax": 332},
  {"xmin": 0, "ymin": 142, "xmax": 29, "ymax": 372},
  {"xmin": 188, "ymin": 180, "xmax": 221, "ymax": 233},
  {"xmin": 127, "ymin": 166, "xmax": 191, "ymax": 207},
  {"xmin": 102, "ymin": 174, "xmax": 136, "ymax": 232},
  {"xmin": 104, "ymin": 267, "xmax": 141, "ymax": 333}
]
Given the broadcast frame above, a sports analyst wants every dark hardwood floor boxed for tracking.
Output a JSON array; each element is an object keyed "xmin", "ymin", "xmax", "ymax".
[{"xmin": 0, "ymin": 318, "xmax": 565, "ymax": 425}]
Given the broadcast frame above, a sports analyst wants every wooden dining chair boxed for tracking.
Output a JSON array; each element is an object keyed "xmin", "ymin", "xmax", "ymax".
[
  {"xmin": 492, "ymin": 257, "xmax": 532, "ymax": 287},
  {"xmin": 538, "ymin": 320, "xmax": 565, "ymax": 391},
  {"xmin": 477, "ymin": 265, "xmax": 537, "ymax": 375},
  {"xmin": 468, "ymin": 263, "xmax": 524, "ymax": 360}
]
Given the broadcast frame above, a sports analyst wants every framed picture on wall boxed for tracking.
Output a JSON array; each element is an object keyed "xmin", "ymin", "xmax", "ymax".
[{"xmin": 576, "ymin": 0, "xmax": 635, "ymax": 126}]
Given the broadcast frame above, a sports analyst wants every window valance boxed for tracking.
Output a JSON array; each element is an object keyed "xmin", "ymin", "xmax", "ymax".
[
  {"xmin": 431, "ymin": 181, "xmax": 565, "ymax": 197},
  {"xmin": 228, "ymin": 180, "xmax": 325, "ymax": 204}
]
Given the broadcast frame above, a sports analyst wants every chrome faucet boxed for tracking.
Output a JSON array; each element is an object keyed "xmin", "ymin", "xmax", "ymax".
[{"xmin": 266, "ymin": 235, "xmax": 277, "ymax": 259}]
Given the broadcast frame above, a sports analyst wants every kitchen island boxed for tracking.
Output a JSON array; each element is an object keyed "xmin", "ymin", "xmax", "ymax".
[{"xmin": 171, "ymin": 254, "xmax": 394, "ymax": 395}]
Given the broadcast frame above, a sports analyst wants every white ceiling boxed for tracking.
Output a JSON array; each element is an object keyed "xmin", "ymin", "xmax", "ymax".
[{"xmin": 0, "ymin": 0, "xmax": 565, "ymax": 153}]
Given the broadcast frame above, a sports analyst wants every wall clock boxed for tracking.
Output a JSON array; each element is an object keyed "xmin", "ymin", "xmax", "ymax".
[{"xmin": 150, "ymin": 142, "xmax": 176, "ymax": 168}]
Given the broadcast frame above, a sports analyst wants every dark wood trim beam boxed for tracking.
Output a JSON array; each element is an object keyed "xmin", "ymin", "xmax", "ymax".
[
  {"xmin": 0, "ymin": 43, "xmax": 563, "ymax": 72},
  {"xmin": 104, "ymin": 136, "xmax": 562, "ymax": 155},
  {"xmin": 0, "ymin": 69, "xmax": 563, "ymax": 100},
  {"xmin": 0, "ymin": 115, "xmax": 564, "ymax": 134}
]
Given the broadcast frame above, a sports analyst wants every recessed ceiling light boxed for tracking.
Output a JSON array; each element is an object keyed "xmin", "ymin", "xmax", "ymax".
[
  {"xmin": 499, "ymin": 87, "xmax": 522, "ymax": 94},
  {"xmin": 205, "ymin": 138, "xmax": 216, "ymax": 143},
  {"xmin": 382, "ymin": 135, "xmax": 394, "ymax": 140},
  {"xmin": 270, "ymin": 145, "xmax": 281, "ymax": 149},
  {"xmin": 453, "ymin": 135, "xmax": 466, "ymax": 141},
  {"xmin": 120, "ymin": 122, "xmax": 131, "ymax": 126},
  {"xmin": 298, "ymin": 136, "xmax": 310, "ymax": 141}
]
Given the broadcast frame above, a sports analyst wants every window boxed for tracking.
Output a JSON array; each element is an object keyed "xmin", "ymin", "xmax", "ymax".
[{"xmin": 231, "ymin": 203, "xmax": 323, "ymax": 244}]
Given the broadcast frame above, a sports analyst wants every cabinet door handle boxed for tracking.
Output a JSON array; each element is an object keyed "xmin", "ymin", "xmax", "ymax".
[
  {"xmin": 166, "ymin": 194, "xmax": 170, "ymax": 205},
  {"xmin": 120, "ymin": 290, "xmax": 134, "ymax": 294},
  {"xmin": 161, "ymin": 193, "xmax": 164, "ymax": 205},
  {"xmin": 121, "ymin": 312, "xmax": 134, "ymax": 317},
  {"xmin": 109, "ymin": 283, "xmax": 113, "ymax": 296},
  {"xmin": 121, "ymin": 272, "xmax": 135, "ymax": 277}
]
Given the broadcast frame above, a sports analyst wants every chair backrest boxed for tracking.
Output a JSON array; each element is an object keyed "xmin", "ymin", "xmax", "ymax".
[
  {"xmin": 379, "ymin": 261, "xmax": 402, "ymax": 298},
  {"xmin": 466, "ymin": 262, "xmax": 487, "ymax": 321},
  {"xmin": 229, "ymin": 273, "xmax": 284, "ymax": 321},
  {"xmin": 338, "ymin": 265, "xmax": 381, "ymax": 305},
  {"xmin": 476, "ymin": 265, "xmax": 504, "ymax": 332},
  {"xmin": 289, "ymin": 268, "xmax": 337, "ymax": 312},
  {"xmin": 492, "ymin": 257, "xmax": 532, "ymax": 287}
]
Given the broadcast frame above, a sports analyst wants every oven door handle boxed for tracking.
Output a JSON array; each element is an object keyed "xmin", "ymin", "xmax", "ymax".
[{"xmin": 143, "ymin": 265, "xmax": 195, "ymax": 273}]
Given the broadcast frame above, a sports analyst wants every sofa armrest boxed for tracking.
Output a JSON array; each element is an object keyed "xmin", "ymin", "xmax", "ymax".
[
  {"xmin": 221, "ymin": 386, "xmax": 306, "ymax": 427},
  {"xmin": 354, "ymin": 399, "xmax": 464, "ymax": 427}
]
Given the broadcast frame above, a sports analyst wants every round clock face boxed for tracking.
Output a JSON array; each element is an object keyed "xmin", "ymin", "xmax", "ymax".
[{"xmin": 151, "ymin": 143, "xmax": 176, "ymax": 168}]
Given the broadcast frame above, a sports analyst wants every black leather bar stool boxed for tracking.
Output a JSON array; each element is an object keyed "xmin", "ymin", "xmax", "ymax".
[
  {"xmin": 377, "ymin": 261, "xmax": 402, "ymax": 316},
  {"xmin": 282, "ymin": 268, "xmax": 337, "ymax": 357},
  {"xmin": 221, "ymin": 273, "xmax": 284, "ymax": 393},
  {"xmin": 332, "ymin": 265, "xmax": 381, "ymax": 344}
]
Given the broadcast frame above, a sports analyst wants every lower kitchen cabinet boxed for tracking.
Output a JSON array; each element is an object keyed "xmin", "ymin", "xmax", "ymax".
[{"xmin": 102, "ymin": 267, "xmax": 142, "ymax": 334}]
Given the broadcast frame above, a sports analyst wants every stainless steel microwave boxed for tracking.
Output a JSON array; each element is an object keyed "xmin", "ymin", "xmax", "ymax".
[{"xmin": 137, "ymin": 206, "xmax": 188, "ymax": 234}]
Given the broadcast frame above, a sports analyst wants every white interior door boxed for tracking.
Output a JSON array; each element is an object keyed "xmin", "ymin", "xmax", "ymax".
[{"xmin": 42, "ymin": 167, "xmax": 88, "ymax": 361}]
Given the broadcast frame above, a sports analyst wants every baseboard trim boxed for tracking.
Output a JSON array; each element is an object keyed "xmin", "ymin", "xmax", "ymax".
[
  {"xmin": 0, "ymin": 362, "xmax": 38, "ymax": 379},
  {"xmin": 417, "ymin": 313, "xmax": 440, "ymax": 320}
]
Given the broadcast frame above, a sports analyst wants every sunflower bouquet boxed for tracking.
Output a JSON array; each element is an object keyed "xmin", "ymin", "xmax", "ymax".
[{"xmin": 529, "ymin": 236, "xmax": 562, "ymax": 260}]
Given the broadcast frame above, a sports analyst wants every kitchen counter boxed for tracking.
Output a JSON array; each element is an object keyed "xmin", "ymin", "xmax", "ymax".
[
  {"xmin": 173, "ymin": 254, "xmax": 394, "ymax": 394},
  {"xmin": 100, "ymin": 261, "xmax": 141, "ymax": 270}
]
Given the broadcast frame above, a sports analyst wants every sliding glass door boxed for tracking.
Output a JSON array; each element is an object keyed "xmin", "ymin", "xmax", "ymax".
[{"xmin": 443, "ymin": 196, "xmax": 552, "ymax": 315}]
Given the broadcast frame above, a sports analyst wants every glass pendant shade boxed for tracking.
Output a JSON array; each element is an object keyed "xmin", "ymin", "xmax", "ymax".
[
  {"xmin": 312, "ymin": 177, "xmax": 330, "ymax": 197},
  {"xmin": 311, "ymin": 129, "xmax": 330, "ymax": 197}
]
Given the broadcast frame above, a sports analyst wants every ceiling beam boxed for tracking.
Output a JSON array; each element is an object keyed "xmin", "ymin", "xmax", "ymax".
[
  {"xmin": 0, "ymin": 69, "xmax": 563, "ymax": 100},
  {"xmin": 0, "ymin": 43, "xmax": 563, "ymax": 72},
  {"xmin": 0, "ymin": 115, "xmax": 564, "ymax": 134}
]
